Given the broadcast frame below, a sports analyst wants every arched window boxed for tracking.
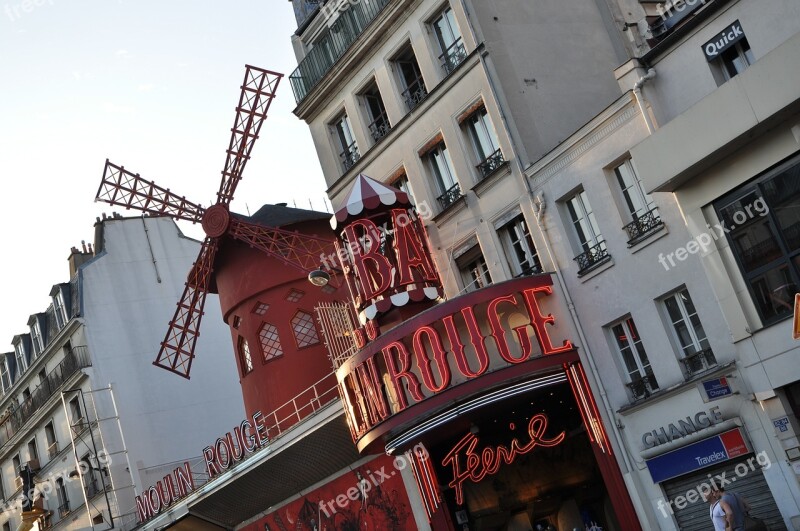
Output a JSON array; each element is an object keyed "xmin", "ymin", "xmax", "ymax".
[
  {"xmin": 291, "ymin": 311, "xmax": 320, "ymax": 348},
  {"xmin": 259, "ymin": 323, "xmax": 283, "ymax": 361},
  {"xmin": 238, "ymin": 336, "xmax": 253, "ymax": 375}
]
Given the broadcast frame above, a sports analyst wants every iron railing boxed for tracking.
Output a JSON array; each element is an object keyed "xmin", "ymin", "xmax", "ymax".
[
  {"xmin": 339, "ymin": 141, "xmax": 361, "ymax": 172},
  {"xmin": 437, "ymin": 183, "xmax": 462, "ymax": 211},
  {"xmin": 47, "ymin": 441, "xmax": 59, "ymax": 459},
  {"xmin": 626, "ymin": 374, "xmax": 658, "ymax": 401},
  {"xmin": 368, "ymin": 111, "xmax": 391, "ymax": 142},
  {"xmin": 0, "ymin": 346, "xmax": 91, "ymax": 448},
  {"xmin": 573, "ymin": 242, "xmax": 611, "ymax": 276},
  {"xmin": 476, "ymin": 148, "xmax": 506, "ymax": 180},
  {"xmin": 57, "ymin": 500, "xmax": 70, "ymax": 519},
  {"xmin": 402, "ymin": 76, "xmax": 428, "ymax": 111},
  {"xmin": 623, "ymin": 208, "xmax": 664, "ymax": 245},
  {"xmin": 439, "ymin": 38, "xmax": 467, "ymax": 75},
  {"xmin": 680, "ymin": 348, "xmax": 717, "ymax": 377},
  {"xmin": 290, "ymin": 0, "xmax": 392, "ymax": 103}
]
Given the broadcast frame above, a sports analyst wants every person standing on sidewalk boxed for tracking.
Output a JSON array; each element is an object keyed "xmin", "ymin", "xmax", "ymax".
[{"xmin": 708, "ymin": 486, "xmax": 748, "ymax": 531}]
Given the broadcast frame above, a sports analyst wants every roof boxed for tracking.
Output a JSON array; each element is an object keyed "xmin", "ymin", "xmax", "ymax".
[{"xmin": 238, "ymin": 203, "xmax": 331, "ymax": 229}]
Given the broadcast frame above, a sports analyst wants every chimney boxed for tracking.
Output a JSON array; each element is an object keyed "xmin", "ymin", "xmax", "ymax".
[{"xmin": 68, "ymin": 242, "xmax": 95, "ymax": 278}]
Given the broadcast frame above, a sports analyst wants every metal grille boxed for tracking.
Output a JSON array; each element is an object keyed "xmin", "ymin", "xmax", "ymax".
[
  {"xmin": 291, "ymin": 311, "xmax": 320, "ymax": 348},
  {"xmin": 315, "ymin": 302, "xmax": 359, "ymax": 369},
  {"xmin": 662, "ymin": 456, "xmax": 786, "ymax": 530},
  {"xmin": 259, "ymin": 323, "xmax": 283, "ymax": 361}
]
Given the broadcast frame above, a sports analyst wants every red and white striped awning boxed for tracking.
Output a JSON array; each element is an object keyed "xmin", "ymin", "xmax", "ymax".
[{"xmin": 331, "ymin": 174, "xmax": 411, "ymax": 229}]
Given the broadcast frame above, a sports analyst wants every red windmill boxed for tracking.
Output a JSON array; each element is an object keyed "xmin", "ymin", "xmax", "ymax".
[{"xmin": 94, "ymin": 65, "xmax": 337, "ymax": 379}]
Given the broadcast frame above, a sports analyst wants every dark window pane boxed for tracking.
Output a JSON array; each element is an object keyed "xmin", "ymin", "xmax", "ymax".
[
  {"xmin": 762, "ymin": 166, "xmax": 800, "ymax": 252},
  {"xmin": 749, "ymin": 263, "xmax": 796, "ymax": 321}
]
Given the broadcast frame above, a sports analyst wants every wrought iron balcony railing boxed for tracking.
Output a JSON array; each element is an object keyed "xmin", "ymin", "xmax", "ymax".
[
  {"xmin": 476, "ymin": 148, "xmax": 506, "ymax": 180},
  {"xmin": 47, "ymin": 441, "xmax": 59, "ymax": 459},
  {"xmin": 680, "ymin": 348, "xmax": 717, "ymax": 377},
  {"xmin": 436, "ymin": 183, "xmax": 462, "ymax": 211},
  {"xmin": 402, "ymin": 77, "xmax": 428, "ymax": 112},
  {"xmin": 626, "ymin": 374, "xmax": 659, "ymax": 401},
  {"xmin": 623, "ymin": 208, "xmax": 664, "ymax": 245},
  {"xmin": 513, "ymin": 264, "xmax": 543, "ymax": 278},
  {"xmin": 0, "ymin": 346, "xmax": 91, "ymax": 449},
  {"xmin": 290, "ymin": 0, "xmax": 392, "ymax": 103},
  {"xmin": 58, "ymin": 501, "xmax": 70, "ymax": 519},
  {"xmin": 339, "ymin": 142, "xmax": 361, "ymax": 172},
  {"xmin": 368, "ymin": 111, "xmax": 391, "ymax": 142},
  {"xmin": 439, "ymin": 39, "xmax": 467, "ymax": 75},
  {"xmin": 573, "ymin": 242, "xmax": 611, "ymax": 276}
]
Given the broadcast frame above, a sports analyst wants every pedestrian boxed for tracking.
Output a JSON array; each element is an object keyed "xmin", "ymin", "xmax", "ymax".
[{"xmin": 707, "ymin": 486, "xmax": 748, "ymax": 531}]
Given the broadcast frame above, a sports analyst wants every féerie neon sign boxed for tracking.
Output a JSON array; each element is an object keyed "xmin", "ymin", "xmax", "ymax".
[{"xmin": 441, "ymin": 414, "xmax": 566, "ymax": 504}]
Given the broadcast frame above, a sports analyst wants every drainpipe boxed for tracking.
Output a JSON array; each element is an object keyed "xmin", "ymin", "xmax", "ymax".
[{"xmin": 633, "ymin": 68, "xmax": 657, "ymax": 133}]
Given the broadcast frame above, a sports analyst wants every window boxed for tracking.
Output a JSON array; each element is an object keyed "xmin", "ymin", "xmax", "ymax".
[
  {"xmin": 238, "ymin": 336, "xmax": 253, "ymax": 375},
  {"xmin": 14, "ymin": 340, "xmax": 27, "ymax": 376},
  {"xmin": 291, "ymin": 311, "xmax": 320, "ymax": 348},
  {"xmin": 362, "ymin": 81, "xmax": 391, "ymax": 143},
  {"xmin": 12, "ymin": 455, "xmax": 21, "ymax": 491},
  {"xmin": 499, "ymin": 215, "xmax": 542, "ymax": 277},
  {"xmin": 425, "ymin": 142, "xmax": 460, "ymax": 210},
  {"xmin": 611, "ymin": 317, "xmax": 658, "ymax": 400},
  {"xmin": 0, "ymin": 357, "xmax": 10, "ymax": 394},
  {"xmin": 391, "ymin": 173, "xmax": 414, "ymax": 202},
  {"xmin": 30, "ymin": 321, "xmax": 44, "ymax": 356},
  {"xmin": 252, "ymin": 302, "xmax": 269, "ymax": 315},
  {"xmin": 455, "ymin": 245, "xmax": 492, "ymax": 292},
  {"xmin": 69, "ymin": 396, "xmax": 84, "ymax": 430},
  {"xmin": 27, "ymin": 438, "xmax": 38, "ymax": 463},
  {"xmin": 431, "ymin": 6, "xmax": 465, "ymax": 75},
  {"xmin": 331, "ymin": 113, "xmax": 359, "ymax": 172},
  {"xmin": 614, "ymin": 159, "xmax": 663, "ymax": 244},
  {"xmin": 566, "ymin": 190, "xmax": 609, "ymax": 275},
  {"xmin": 56, "ymin": 477, "xmax": 70, "ymax": 517},
  {"xmin": 464, "ymin": 108, "xmax": 503, "ymax": 180},
  {"xmin": 45, "ymin": 421, "xmax": 58, "ymax": 459},
  {"xmin": 285, "ymin": 289, "xmax": 305, "ymax": 303},
  {"xmin": 714, "ymin": 156, "xmax": 800, "ymax": 325},
  {"xmin": 232, "ymin": 315, "xmax": 241, "ymax": 329},
  {"xmin": 53, "ymin": 290, "xmax": 67, "ymax": 329},
  {"xmin": 393, "ymin": 44, "xmax": 427, "ymax": 111},
  {"xmin": 259, "ymin": 323, "xmax": 283, "ymax": 361},
  {"xmin": 82, "ymin": 453, "xmax": 100, "ymax": 497},
  {"xmin": 663, "ymin": 289, "xmax": 716, "ymax": 375},
  {"xmin": 714, "ymin": 38, "xmax": 754, "ymax": 83}
]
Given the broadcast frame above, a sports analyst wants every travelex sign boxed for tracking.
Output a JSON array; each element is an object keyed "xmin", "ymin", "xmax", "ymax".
[
  {"xmin": 646, "ymin": 428, "xmax": 748, "ymax": 483},
  {"xmin": 136, "ymin": 411, "xmax": 269, "ymax": 522},
  {"xmin": 702, "ymin": 20, "xmax": 745, "ymax": 61},
  {"xmin": 642, "ymin": 406, "xmax": 723, "ymax": 449}
]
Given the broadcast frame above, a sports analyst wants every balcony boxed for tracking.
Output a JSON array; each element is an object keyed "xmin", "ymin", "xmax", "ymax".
[
  {"xmin": 476, "ymin": 148, "xmax": 506, "ymax": 180},
  {"xmin": 367, "ymin": 110, "xmax": 391, "ymax": 142},
  {"xmin": 402, "ymin": 76, "xmax": 428, "ymax": 112},
  {"xmin": 439, "ymin": 38, "xmax": 467, "ymax": 76},
  {"xmin": 339, "ymin": 141, "xmax": 361, "ymax": 172},
  {"xmin": 680, "ymin": 348, "xmax": 717, "ymax": 377},
  {"xmin": 47, "ymin": 441, "xmax": 59, "ymax": 459},
  {"xmin": 57, "ymin": 500, "xmax": 70, "ymax": 519},
  {"xmin": 289, "ymin": 0, "xmax": 391, "ymax": 103},
  {"xmin": 436, "ymin": 183, "xmax": 462, "ymax": 211},
  {"xmin": 0, "ymin": 346, "xmax": 91, "ymax": 448},
  {"xmin": 623, "ymin": 208, "xmax": 664, "ymax": 245},
  {"xmin": 626, "ymin": 374, "xmax": 659, "ymax": 401},
  {"xmin": 573, "ymin": 242, "xmax": 611, "ymax": 276}
]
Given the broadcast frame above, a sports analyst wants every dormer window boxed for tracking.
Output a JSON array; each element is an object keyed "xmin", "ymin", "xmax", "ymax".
[
  {"xmin": 0, "ymin": 356, "xmax": 11, "ymax": 393},
  {"xmin": 52, "ymin": 289, "xmax": 67, "ymax": 329},
  {"xmin": 30, "ymin": 321, "xmax": 44, "ymax": 356},
  {"xmin": 13, "ymin": 340, "xmax": 28, "ymax": 376}
]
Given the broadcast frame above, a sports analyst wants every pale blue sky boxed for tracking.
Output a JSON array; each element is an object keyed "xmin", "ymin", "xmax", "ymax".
[{"xmin": 0, "ymin": 1, "xmax": 326, "ymax": 346}]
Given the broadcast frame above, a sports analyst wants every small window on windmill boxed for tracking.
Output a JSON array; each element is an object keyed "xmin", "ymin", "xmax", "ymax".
[
  {"xmin": 285, "ymin": 289, "xmax": 305, "ymax": 303},
  {"xmin": 232, "ymin": 316, "xmax": 241, "ymax": 329},
  {"xmin": 252, "ymin": 302, "xmax": 269, "ymax": 315}
]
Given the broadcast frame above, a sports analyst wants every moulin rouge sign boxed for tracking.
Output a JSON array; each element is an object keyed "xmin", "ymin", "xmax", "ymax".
[
  {"xmin": 135, "ymin": 410, "xmax": 269, "ymax": 522},
  {"xmin": 337, "ymin": 275, "xmax": 574, "ymax": 450}
]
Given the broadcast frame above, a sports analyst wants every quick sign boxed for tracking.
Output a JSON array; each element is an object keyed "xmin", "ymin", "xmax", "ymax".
[
  {"xmin": 703, "ymin": 377, "xmax": 732, "ymax": 400},
  {"xmin": 646, "ymin": 428, "xmax": 749, "ymax": 483},
  {"xmin": 702, "ymin": 20, "xmax": 745, "ymax": 61}
]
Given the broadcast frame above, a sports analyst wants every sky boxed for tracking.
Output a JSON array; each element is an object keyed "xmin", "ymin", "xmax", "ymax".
[{"xmin": 0, "ymin": 0, "xmax": 327, "ymax": 346}]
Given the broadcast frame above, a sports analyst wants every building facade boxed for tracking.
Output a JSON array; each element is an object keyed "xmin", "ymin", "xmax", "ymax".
[{"xmin": 0, "ymin": 215, "xmax": 244, "ymax": 530}]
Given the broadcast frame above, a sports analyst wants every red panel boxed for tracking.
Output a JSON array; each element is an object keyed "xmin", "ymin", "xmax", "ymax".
[
  {"xmin": 241, "ymin": 454, "xmax": 417, "ymax": 531},
  {"xmin": 720, "ymin": 428, "xmax": 748, "ymax": 458}
]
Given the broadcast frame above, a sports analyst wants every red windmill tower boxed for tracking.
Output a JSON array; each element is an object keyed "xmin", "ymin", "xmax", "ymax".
[{"xmin": 94, "ymin": 65, "xmax": 341, "ymax": 390}]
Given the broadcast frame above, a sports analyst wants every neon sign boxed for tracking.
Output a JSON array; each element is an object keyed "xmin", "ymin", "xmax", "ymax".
[
  {"xmin": 337, "ymin": 276, "xmax": 574, "ymax": 445},
  {"xmin": 441, "ymin": 414, "xmax": 566, "ymax": 504}
]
